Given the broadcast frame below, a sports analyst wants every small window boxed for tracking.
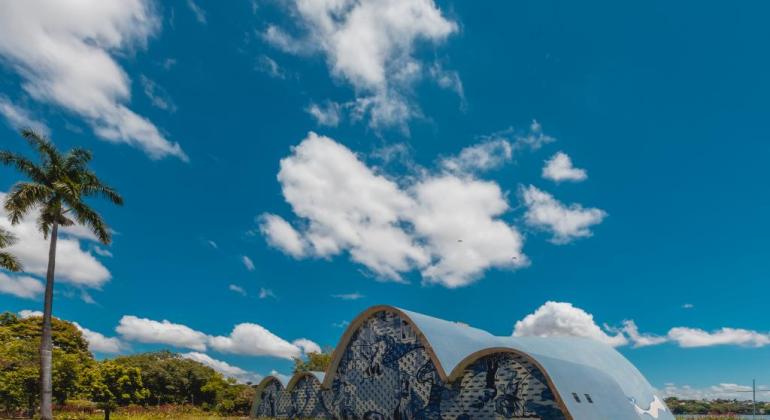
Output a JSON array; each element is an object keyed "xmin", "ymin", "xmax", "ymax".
[
  {"xmin": 584, "ymin": 394, "xmax": 594, "ymax": 404},
  {"xmin": 572, "ymin": 392, "xmax": 581, "ymax": 403}
]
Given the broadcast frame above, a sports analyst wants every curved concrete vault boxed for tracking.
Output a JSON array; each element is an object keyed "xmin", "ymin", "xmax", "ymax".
[{"xmin": 251, "ymin": 305, "xmax": 672, "ymax": 420}]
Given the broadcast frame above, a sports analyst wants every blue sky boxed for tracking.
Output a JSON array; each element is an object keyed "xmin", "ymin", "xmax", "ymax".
[{"xmin": 1, "ymin": 0, "xmax": 769, "ymax": 399}]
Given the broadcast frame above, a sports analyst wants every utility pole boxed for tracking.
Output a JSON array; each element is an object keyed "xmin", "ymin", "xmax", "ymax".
[{"xmin": 735, "ymin": 380, "xmax": 770, "ymax": 419}]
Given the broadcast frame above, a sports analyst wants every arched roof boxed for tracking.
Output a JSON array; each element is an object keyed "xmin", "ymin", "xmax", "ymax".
[
  {"xmin": 286, "ymin": 371, "xmax": 325, "ymax": 392},
  {"xmin": 254, "ymin": 374, "xmax": 288, "ymax": 394},
  {"xmin": 323, "ymin": 305, "xmax": 673, "ymax": 420}
]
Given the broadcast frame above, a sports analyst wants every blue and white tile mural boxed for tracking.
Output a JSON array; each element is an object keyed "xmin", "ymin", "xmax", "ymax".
[{"xmin": 251, "ymin": 306, "xmax": 673, "ymax": 420}]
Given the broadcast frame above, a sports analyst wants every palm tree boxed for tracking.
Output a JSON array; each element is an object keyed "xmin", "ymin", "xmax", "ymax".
[
  {"xmin": 0, "ymin": 129, "xmax": 123, "ymax": 420},
  {"xmin": 0, "ymin": 226, "xmax": 22, "ymax": 271}
]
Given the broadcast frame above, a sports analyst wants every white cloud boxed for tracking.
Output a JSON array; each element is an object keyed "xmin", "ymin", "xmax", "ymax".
[
  {"xmin": 292, "ymin": 338, "xmax": 321, "ymax": 354},
  {"xmin": 259, "ymin": 214, "xmax": 307, "ymax": 258},
  {"xmin": 181, "ymin": 352, "xmax": 261, "ymax": 383},
  {"xmin": 440, "ymin": 139, "xmax": 512, "ymax": 174},
  {"xmin": 332, "ymin": 292, "xmax": 364, "ymax": 300},
  {"xmin": 0, "ymin": 272, "xmax": 44, "ymax": 299},
  {"xmin": 93, "ymin": 246, "xmax": 113, "ymax": 258},
  {"xmin": 209, "ymin": 323, "xmax": 315, "ymax": 359},
  {"xmin": 439, "ymin": 121, "xmax": 556, "ymax": 175},
  {"xmin": 0, "ymin": 96, "xmax": 49, "ymax": 135},
  {"xmin": 306, "ymin": 101, "xmax": 341, "ymax": 127},
  {"xmin": 242, "ymin": 255, "xmax": 255, "ymax": 271},
  {"xmin": 0, "ymin": 193, "xmax": 112, "ymax": 288},
  {"xmin": 542, "ymin": 152, "xmax": 587, "ymax": 182},
  {"xmin": 621, "ymin": 320, "xmax": 668, "ymax": 348},
  {"xmin": 332, "ymin": 320, "xmax": 350, "ymax": 328},
  {"xmin": 521, "ymin": 185, "xmax": 607, "ymax": 244},
  {"xmin": 512, "ymin": 120, "xmax": 556, "ymax": 151},
  {"xmin": 682, "ymin": 303, "xmax": 694, "ymax": 309},
  {"xmin": 139, "ymin": 75, "xmax": 176, "ymax": 112},
  {"xmin": 0, "ymin": 0, "xmax": 186, "ymax": 160},
  {"xmin": 117, "ymin": 315, "xmax": 316, "ymax": 360},
  {"xmin": 206, "ymin": 240, "xmax": 218, "ymax": 249},
  {"xmin": 186, "ymin": 0, "xmax": 207, "ymax": 24},
  {"xmin": 228, "ymin": 284, "xmax": 246, "ymax": 296},
  {"xmin": 430, "ymin": 62, "xmax": 464, "ymax": 102},
  {"xmin": 667, "ymin": 327, "xmax": 770, "ymax": 348},
  {"xmin": 18, "ymin": 309, "xmax": 43, "ymax": 318},
  {"xmin": 513, "ymin": 301, "xmax": 628, "ymax": 347},
  {"xmin": 259, "ymin": 132, "xmax": 527, "ymax": 287},
  {"xmin": 116, "ymin": 315, "xmax": 209, "ymax": 351},
  {"xmin": 73, "ymin": 322, "xmax": 124, "ymax": 353},
  {"xmin": 661, "ymin": 383, "xmax": 770, "ymax": 402},
  {"xmin": 411, "ymin": 176, "xmax": 526, "ymax": 287},
  {"xmin": 258, "ymin": 288, "xmax": 276, "ymax": 299},
  {"xmin": 255, "ymin": 55, "xmax": 286, "ymax": 79},
  {"xmin": 265, "ymin": 0, "xmax": 457, "ymax": 128}
]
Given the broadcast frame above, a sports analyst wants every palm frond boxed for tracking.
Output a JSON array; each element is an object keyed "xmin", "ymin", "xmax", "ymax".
[
  {"xmin": 68, "ymin": 200, "xmax": 111, "ymax": 244},
  {"xmin": 20, "ymin": 128, "xmax": 60, "ymax": 168},
  {"xmin": 0, "ymin": 151, "xmax": 48, "ymax": 184},
  {"xmin": 0, "ymin": 251, "xmax": 22, "ymax": 272},
  {"xmin": 63, "ymin": 147, "xmax": 92, "ymax": 171},
  {"xmin": 4, "ymin": 182, "xmax": 53, "ymax": 225},
  {"xmin": 0, "ymin": 227, "xmax": 16, "ymax": 248}
]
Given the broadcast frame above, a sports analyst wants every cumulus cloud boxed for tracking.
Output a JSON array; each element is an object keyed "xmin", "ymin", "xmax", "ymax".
[
  {"xmin": 259, "ymin": 132, "xmax": 527, "ymax": 287},
  {"xmin": 542, "ymin": 152, "xmax": 587, "ymax": 182},
  {"xmin": 264, "ymin": 0, "xmax": 457, "ymax": 128},
  {"xmin": 116, "ymin": 315, "xmax": 210, "ymax": 351},
  {"xmin": 513, "ymin": 301, "xmax": 628, "ymax": 347},
  {"xmin": 0, "ymin": 96, "xmax": 49, "ymax": 135},
  {"xmin": 440, "ymin": 139, "xmax": 512, "ymax": 174},
  {"xmin": 0, "ymin": 1, "xmax": 186, "ymax": 160},
  {"xmin": 513, "ymin": 302, "xmax": 770, "ymax": 350},
  {"xmin": 521, "ymin": 185, "xmax": 607, "ymax": 244},
  {"xmin": 439, "ymin": 121, "xmax": 556, "ymax": 175},
  {"xmin": 18, "ymin": 309, "xmax": 43, "ymax": 318},
  {"xmin": 209, "ymin": 323, "xmax": 317, "ymax": 359},
  {"xmin": 73, "ymin": 322, "xmax": 124, "ymax": 353},
  {"xmin": 181, "ymin": 352, "xmax": 262, "ymax": 383},
  {"xmin": 621, "ymin": 320, "xmax": 668, "ymax": 348},
  {"xmin": 0, "ymin": 273, "xmax": 44, "ymax": 299},
  {"xmin": 667, "ymin": 327, "xmax": 770, "ymax": 348},
  {"xmin": 307, "ymin": 101, "xmax": 342, "ymax": 127},
  {"xmin": 259, "ymin": 214, "xmax": 307, "ymax": 258},
  {"xmin": 242, "ymin": 255, "xmax": 255, "ymax": 271},
  {"xmin": 117, "ymin": 315, "xmax": 317, "ymax": 359},
  {"xmin": 0, "ymin": 193, "xmax": 112, "ymax": 288},
  {"xmin": 292, "ymin": 338, "xmax": 322, "ymax": 354}
]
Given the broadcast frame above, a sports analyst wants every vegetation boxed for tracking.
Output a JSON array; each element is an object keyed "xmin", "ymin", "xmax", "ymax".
[
  {"xmin": 293, "ymin": 350, "xmax": 332, "ymax": 374},
  {"xmin": 0, "ymin": 312, "xmax": 255, "ymax": 419},
  {"xmin": 1, "ymin": 129, "xmax": 124, "ymax": 420},
  {"xmin": 0, "ymin": 226, "xmax": 22, "ymax": 271},
  {"xmin": 667, "ymin": 397, "xmax": 770, "ymax": 415}
]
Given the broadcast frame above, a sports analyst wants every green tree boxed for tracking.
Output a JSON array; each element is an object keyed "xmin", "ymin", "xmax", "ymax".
[
  {"xmin": 0, "ymin": 129, "xmax": 123, "ymax": 420},
  {"xmin": 0, "ymin": 227, "xmax": 21, "ymax": 271},
  {"xmin": 293, "ymin": 350, "xmax": 333, "ymax": 373},
  {"xmin": 113, "ymin": 351, "xmax": 221, "ymax": 406},
  {"xmin": 86, "ymin": 361, "xmax": 149, "ymax": 420},
  {"xmin": 0, "ymin": 312, "xmax": 93, "ymax": 416}
]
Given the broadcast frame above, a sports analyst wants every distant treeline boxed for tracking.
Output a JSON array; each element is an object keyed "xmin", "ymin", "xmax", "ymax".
[
  {"xmin": 0, "ymin": 312, "xmax": 254, "ymax": 419},
  {"xmin": 666, "ymin": 397, "xmax": 770, "ymax": 415}
]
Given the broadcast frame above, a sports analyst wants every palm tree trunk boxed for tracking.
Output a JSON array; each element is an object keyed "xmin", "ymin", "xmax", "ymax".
[{"xmin": 39, "ymin": 221, "xmax": 58, "ymax": 420}]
